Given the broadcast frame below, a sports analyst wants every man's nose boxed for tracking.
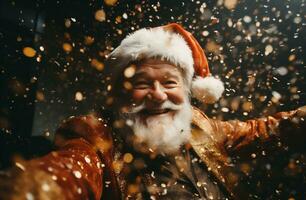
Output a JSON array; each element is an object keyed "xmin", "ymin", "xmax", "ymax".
[{"xmin": 148, "ymin": 81, "xmax": 167, "ymax": 103}]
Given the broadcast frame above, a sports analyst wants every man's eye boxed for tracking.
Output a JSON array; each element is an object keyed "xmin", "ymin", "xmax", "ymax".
[
  {"xmin": 134, "ymin": 81, "xmax": 150, "ymax": 89},
  {"xmin": 163, "ymin": 80, "xmax": 178, "ymax": 88}
]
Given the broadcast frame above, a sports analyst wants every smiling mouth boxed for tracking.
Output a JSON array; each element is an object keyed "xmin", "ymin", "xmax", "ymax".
[{"xmin": 141, "ymin": 108, "xmax": 171, "ymax": 115}]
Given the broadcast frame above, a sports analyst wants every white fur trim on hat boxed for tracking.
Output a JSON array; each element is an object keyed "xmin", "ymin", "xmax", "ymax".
[
  {"xmin": 191, "ymin": 76, "xmax": 224, "ymax": 104},
  {"xmin": 110, "ymin": 27, "xmax": 194, "ymax": 85}
]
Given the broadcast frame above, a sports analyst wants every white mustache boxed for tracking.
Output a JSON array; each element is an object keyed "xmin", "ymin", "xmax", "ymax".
[{"xmin": 127, "ymin": 100, "xmax": 183, "ymax": 114}]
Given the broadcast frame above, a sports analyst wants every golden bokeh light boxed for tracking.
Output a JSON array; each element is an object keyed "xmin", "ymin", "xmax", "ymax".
[
  {"xmin": 23, "ymin": 47, "xmax": 36, "ymax": 57},
  {"xmin": 91, "ymin": 59, "xmax": 104, "ymax": 71},
  {"xmin": 62, "ymin": 43, "xmax": 73, "ymax": 53},
  {"xmin": 104, "ymin": 0, "xmax": 118, "ymax": 6},
  {"xmin": 95, "ymin": 9, "xmax": 106, "ymax": 22}
]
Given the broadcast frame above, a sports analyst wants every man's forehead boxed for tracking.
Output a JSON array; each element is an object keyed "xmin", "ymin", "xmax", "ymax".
[{"xmin": 134, "ymin": 58, "xmax": 182, "ymax": 77}]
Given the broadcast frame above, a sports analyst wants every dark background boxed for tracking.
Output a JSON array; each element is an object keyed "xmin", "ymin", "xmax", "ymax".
[{"xmin": 0, "ymin": 0, "xmax": 305, "ymax": 199}]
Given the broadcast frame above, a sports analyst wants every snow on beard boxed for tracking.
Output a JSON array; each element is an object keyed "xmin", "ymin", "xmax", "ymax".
[{"xmin": 121, "ymin": 98, "xmax": 192, "ymax": 155}]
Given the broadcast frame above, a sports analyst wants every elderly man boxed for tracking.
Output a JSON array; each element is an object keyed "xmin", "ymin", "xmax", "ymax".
[{"xmin": 0, "ymin": 23, "xmax": 305, "ymax": 200}]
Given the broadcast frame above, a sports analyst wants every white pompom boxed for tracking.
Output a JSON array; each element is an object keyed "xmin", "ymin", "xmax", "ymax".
[{"xmin": 191, "ymin": 76, "xmax": 224, "ymax": 104}]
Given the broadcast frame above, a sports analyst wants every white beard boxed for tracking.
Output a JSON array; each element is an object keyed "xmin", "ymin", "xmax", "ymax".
[{"xmin": 119, "ymin": 99, "xmax": 192, "ymax": 155}]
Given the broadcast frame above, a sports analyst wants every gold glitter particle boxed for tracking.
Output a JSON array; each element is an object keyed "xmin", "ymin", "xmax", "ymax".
[
  {"xmin": 95, "ymin": 9, "xmax": 106, "ymax": 22},
  {"xmin": 123, "ymin": 153, "xmax": 134, "ymax": 163},
  {"xmin": 127, "ymin": 184, "xmax": 139, "ymax": 194},
  {"xmin": 104, "ymin": 0, "xmax": 118, "ymax": 6},
  {"xmin": 62, "ymin": 43, "xmax": 72, "ymax": 53},
  {"xmin": 116, "ymin": 16, "xmax": 122, "ymax": 23},
  {"xmin": 205, "ymin": 41, "xmax": 220, "ymax": 54},
  {"xmin": 36, "ymin": 91, "xmax": 45, "ymax": 101},
  {"xmin": 123, "ymin": 81, "xmax": 133, "ymax": 90},
  {"xmin": 91, "ymin": 59, "xmax": 104, "ymax": 71},
  {"xmin": 224, "ymin": 0, "xmax": 238, "ymax": 10},
  {"xmin": 23, "ymin": 47, "xmax": 36, "ymax": 57},
  {"xmin": 75, "ymin": 92, "xmax": 83, "ymax": 101},
  {"xmin": 124, "ymin": 64, "xmax": 136, "ymax": 78},
  {"xmin": 84, "ymin": 36, "xmax": 95, "ymax": 45},
  {"xmin": 288, "ymin": 54, "xmax": 296, "ymax": 62},
  {"xmin": 242, "ymin": 102, "xmax": 253, "ymax": 112},
  {"xmin": 112, "ymin": 160, "xmax": 123, "ymax": 173}
]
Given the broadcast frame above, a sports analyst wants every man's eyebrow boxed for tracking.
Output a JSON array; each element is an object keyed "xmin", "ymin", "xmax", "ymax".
[
  {"xmin": 163, "ymin": 72, "xmax": 180, "ymax": 79},
  {"xmin": 133, "ymin": 71, "xmax": 180, "ymax": 79},
  {"xmin": 133, "ymin": 71, "xmax": 149, "ymax": 79}
]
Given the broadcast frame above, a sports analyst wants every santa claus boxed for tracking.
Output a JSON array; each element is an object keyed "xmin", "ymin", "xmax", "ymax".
[{"xmin": 0, "ymin": 23, "xmax": 305, "ymax": 200}]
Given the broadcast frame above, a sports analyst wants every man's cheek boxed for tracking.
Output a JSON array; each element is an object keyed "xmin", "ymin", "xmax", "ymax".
[
  {"xmin": 168, "ymin": 91, "xmax": 185, "ymax": 104},
  {"xmin": 132, "ymin": 90, "xmax": 146, "ymax": 103}
]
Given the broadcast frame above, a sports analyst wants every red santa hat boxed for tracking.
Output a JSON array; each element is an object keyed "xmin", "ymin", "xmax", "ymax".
[{"xmin": 108, "ymin": 23, "xmax": 224, "ymax": 104}]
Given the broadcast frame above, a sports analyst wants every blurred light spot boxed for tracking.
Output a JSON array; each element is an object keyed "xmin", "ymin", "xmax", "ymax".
[
  {"xmin": 227, "ymin": 18, "xmax": 233, "ymax": 27},
  {"xmin": 123, "ymin": 81, "xmax": 133, "ymax": 90},
  {"xmin": 104, "ymin": 0, "xmax": 118, "ymax": 6},
  {"xmin": 124, "ymin": 64, "xmax": 136, "ymax": 78},
  {"xmin": 123, "ymin": 153, "xmax": 134, "ymax": 163},
  {"xmin": 243, "ymin": 16, "xmax": 252, "ymax": 23},
  {"xmin": 265, "ymin": 45, "xmax": 273, "ymax": 56},
  {"xmin": 84, "ymin": 36, "xmax": 95, "ymax": 45},
  {"xmin": 113, "ymin": 119, "xmax": 125, "ymax": 128},
  {"xmin": 230, "ymin": 98, "xmax": 240, "ymax": 111},
  {"xmin": 95, "ymin": 9, "xmax": 106, "ymax": 22},
  {"xmin": 259, "ymin": 95, "xmax": 267, "ymax": 102},
  {"xmin": 205, "ymin": 41, "xmax": 220, "ymax": 53},
  {"xmin": 106, "ymin": 97, "xmax": 114, "ymax": 105},
  {"xmin": 9, "ymin": 79, "xmax": 26, "ymax": 95},
  {"xmin": 84, "ymin": 155, "xmax": 91, "ymax": 164},
  {"xmin": 242, "ymin": 102, "xmax": 253, "ymax": 112},
  {"xmin": 73, "ymin": 170, "xmax": 82, "ymax": 178},
  {"xmin": 271, "ymin": 91, "xmax": 281, "ymax": 103},
  {"xmin": 293, "ymin": 16, "xmax": 302, "ymax": 24},
  {"xmin": 127, "ymin": 184, "xmax": 139, "ymax": 194},
  {"xmin": 41, "ymin": 183, "xmax": 50, "ymax": 191},
  {"xmin": 224, "ymin": 0, "xmax": 238, "ymax": 10},
  {"xmin": 23, "ymin": 47, "xmax": 36, "ymax": 57},
  {"xmin": 15, "ymin": 162, "xmax": 25, "ymax": 171},
  {"xmin": 75, "ymin": 92, "xmax": 84, "ymax": 101},
  {"xmin": 36, "ymin": 91, "xmax": 45, "ymax": 101},
  {"xmin": 65, "ymin": 19, "xmax": 71, "ymax": 28},
  {"xmin": 112, "ymin": 160, "xmax": 123, "ymax": 173},
  {"xmin": 62, "ymin": 43, "xmax": 72, "ymax": 53},
  {"xmin": 116, "ymin": 16, "xmax": 122, "ymax": 23},
  {"xmin": 275, "ymin": 67, "xmax": 288, "ymax": 76},
  {"xmin": 288, "ymin": 54, "xmax": 296, "ymax": 61},
  {"xmin": 17, "ymin": 36, "xmax": 22, "ymax": 42},
  {"xmin": 91, "ymin": 59, "xmax": 104, "ymax": 71},
  {"xmin": 221, "ymin": 107, "xmax": 229, "ymax": 112},
  {"xmin": 240, "ymin": 163, "xmax": 251, "ymax": 175},
  {"xmin": 26, "ymin": 193, "xmax": 34, "ymax": 200},
  {"xmin": 202, "ymin": 30, "xmax": 209, "ymax": 36},
  {"xmin": 122, "ymin": 13, "xmax": 128, "ymax": 19}
]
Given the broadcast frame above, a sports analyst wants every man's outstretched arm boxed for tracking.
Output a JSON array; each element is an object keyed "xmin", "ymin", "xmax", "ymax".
[
  {"xmin": 0, "ymin": 115, "xmax": 118, "ymax": 200},
  {"xmin": 193, "ymin": 106, "xmax": 306, "ymax": 152}
]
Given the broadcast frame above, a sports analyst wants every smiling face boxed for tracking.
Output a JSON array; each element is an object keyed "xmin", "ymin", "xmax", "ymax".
[
  {"xmin": 116, "ymin": 58, "xmax": 192, "ymax": 155},
  {"xmin": 130, "ymin": 58, "xmax": 186, "ymax": 118}
]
